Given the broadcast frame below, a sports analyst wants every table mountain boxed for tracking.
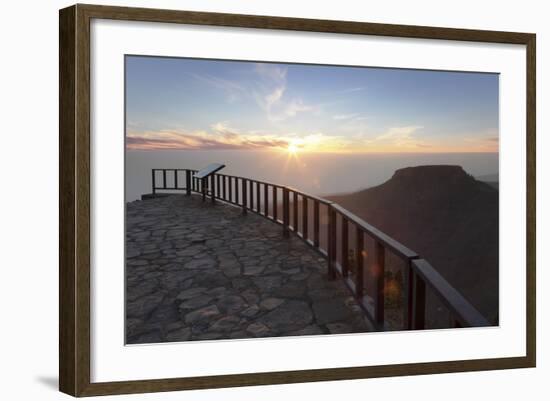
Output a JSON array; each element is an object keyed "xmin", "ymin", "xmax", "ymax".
[{"xmin": 327, "ymin": 165, "xmax": 499, "ymax": 324}]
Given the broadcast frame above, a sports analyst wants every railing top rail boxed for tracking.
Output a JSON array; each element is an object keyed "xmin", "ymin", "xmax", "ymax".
[
  {"xmin": 331, "ymin": 203, "xmax": 418, "ymax": 260},
  {"xmin": 285, "ymin": 186, "xmax": 334, "ymax": 205},
  {"xmin": 152, "ymin": 168, "xmax": 189, "ymax": 172},
  {"xmin": 212, "ymin": 174, "xmax": 287, "ymax": 189},
  {"xmin": 245, "ymin": 178, "xmax": 286, "ymax": 189},
  {"xmin": 412, "ymin": 259, "xmax": 490, "ymax": 327}
]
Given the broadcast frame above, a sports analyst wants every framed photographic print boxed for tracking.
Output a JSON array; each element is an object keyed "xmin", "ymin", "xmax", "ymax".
[{"xmin": 59, "ymin": 4, "xmax": 536, "ymax": 397}]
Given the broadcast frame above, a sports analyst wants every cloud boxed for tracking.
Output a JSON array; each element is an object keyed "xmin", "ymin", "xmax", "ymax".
[
  {"xmin": 262, "ymin": 97, "xmax": 317, "ymax": 122},
  {"xmin": 282, "ymin": 99, "xmax": 314, "ymax": 118},
  {"xmin": 372, "ymin": 126, "xmax": 425, "ymax": 148},
  {"xmin": 210, "ymin": 122, "xmax": 239, "ymax": 137},
  {"xmin": 126, "ymin": 127, "xmax": 290, "ymax": 151},
  {"xmin": 127, "ymin": 124, "xmax": 496, "ymax": 153},
  {"xmin": 255, "ymin": 63, "xmax": 287, "ymax": 82},
  {"xmin": 188, "ymin": 72, "xmax": 247, "ymax": 103},
  {"xmin": 459, "ymin": 130, "xmax": 499, "ymax": 151},
  {"xmin": 252, "ymin": 63, "xmax": 317, "ymax": 122},
  {"xmin": 264, "ymin": 87, "xmax": 285, "ymax": 109},
  {"xmin": 376, "ymin": 126, "xmax": 423, "ymax": 139},
  {"xmin": 189, "ymin": 63, "xmax": 318, "ymax": 122},
  {"xmin": 333, "ymin": 113, "xmax": 359, "ymax": 120}
]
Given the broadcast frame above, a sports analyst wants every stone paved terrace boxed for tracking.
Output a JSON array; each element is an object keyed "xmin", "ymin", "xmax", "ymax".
[{"xmin": 126, "ymin": 194, "xmax": 372, "ymax": 344}]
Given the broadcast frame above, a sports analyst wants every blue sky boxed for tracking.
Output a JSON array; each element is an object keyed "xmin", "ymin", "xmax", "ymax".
[{"xmin": 125, "ymin": 56, "xmax": 499, "ymax": 153}]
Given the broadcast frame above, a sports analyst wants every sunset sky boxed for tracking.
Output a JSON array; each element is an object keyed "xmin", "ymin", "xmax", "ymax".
[{"xmin": 125, "ymin": 56, "xmax": 499, "ymax": 153}]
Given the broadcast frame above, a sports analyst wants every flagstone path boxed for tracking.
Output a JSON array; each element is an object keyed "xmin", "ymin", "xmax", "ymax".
[{"xmin": 126, "ymin": 194, "xmax": 372, "ymax": 344}]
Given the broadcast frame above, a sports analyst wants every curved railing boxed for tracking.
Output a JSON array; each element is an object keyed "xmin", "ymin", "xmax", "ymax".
[{"xmin": 148, "ymin": 168, "xmax": 490, "ymax": 330}]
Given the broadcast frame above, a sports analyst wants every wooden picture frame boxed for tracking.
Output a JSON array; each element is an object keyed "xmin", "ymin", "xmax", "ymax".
[{"xmin": 59, "ymin": 3, "xmax": 536, "ymax": 397}]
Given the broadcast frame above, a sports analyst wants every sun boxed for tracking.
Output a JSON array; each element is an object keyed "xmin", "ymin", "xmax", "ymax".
[{"xmin": 287, "ymin": 143, "xmax": 299, "ymax": 154}]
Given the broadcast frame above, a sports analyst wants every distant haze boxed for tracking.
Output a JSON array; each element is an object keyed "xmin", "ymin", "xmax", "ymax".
[{"xmin": 126, "ymin": 150, "xmax": 498, "ymax": 201}]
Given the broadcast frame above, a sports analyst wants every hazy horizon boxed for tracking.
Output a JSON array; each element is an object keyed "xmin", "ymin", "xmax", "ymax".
[{"xmin": 126, "ymin": 150, "xmax": 498, "ymax": 202}]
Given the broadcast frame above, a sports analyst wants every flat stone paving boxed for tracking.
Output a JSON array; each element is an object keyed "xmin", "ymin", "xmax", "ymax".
[{"xmin": 126, "ymin": 194, "xmax": 372, "ymax": 344}]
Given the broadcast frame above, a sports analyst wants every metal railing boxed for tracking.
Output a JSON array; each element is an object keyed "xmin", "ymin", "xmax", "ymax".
[{"xmin": 149, "ymin": 168, "xmax": 490, "ymax": 330}]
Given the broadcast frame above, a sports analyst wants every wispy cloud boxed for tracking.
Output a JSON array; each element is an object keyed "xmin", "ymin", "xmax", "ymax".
[
  {"xmin": 188, "ymin": 63, "xmax": 317, "ymax": 122},
  {"xmin": 188, "ymin": 72, "xmax": 247, "ymax": 103},
  {"xmin": 255, "ymin": 63, "xmax": 287, "ymax": 82},
  {"xmin": 253, "ymin": 63, "xmax": 317, "ymax": 121},
  {"xmin": 126, "ymin": 127, "xmax": 290, "ymax": 151},
  {"xmin": 333, "ymin": 113, "xmax": 360, "ymax": 120},
  {"xmin": 367, "ymin": 126, "xmax": 426, "ymax": 149},
  {"xmin": 459, "ymin": 129, "xmax": 499, "ymax": 151},
  {"xmin": 279, "ymin": 99, "xmax": 315, "ymax": 119}
]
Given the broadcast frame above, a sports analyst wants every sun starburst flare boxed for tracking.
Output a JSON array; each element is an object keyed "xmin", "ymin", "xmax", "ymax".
[{"xmin": 287, "ymin": 143, "xmax": 299, "ymax": 154}]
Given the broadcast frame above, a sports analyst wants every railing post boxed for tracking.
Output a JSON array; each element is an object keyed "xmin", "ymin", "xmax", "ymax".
[
  {"xmin": 185, "ymin": 170, "xmax": 191, "ymax": 196},
  {"xmin": 302, "ymin": 196, "xmax": 308, "ymax": 240},
  {"xmin": 211, "ymin": 175, "xmax": 215, "ymax": 204},
  {"xmin": 283, "ymin": 187, "xmax": 290, "ymax": 238},
  {"xmin": 293, "ymin": 192, "xmax": 298, "ymax": 231},
  {"xmin": 201, "ymin": 178, "xmax": 206, "ymax": 202},
  {"xmin": 174, "ymin": 169, "xmax": 178, "ymax": 189},
  {"xmin": 313, "ymin": 200, "xmax": 320, "ymax": 247},
  {"xmin": 327, "ymin": 206, "xmax": 336, "ymax": 280},
  {"xmin": 355, "ymin": 228, "xmax": 364, "ymax": 297},
  {"xmin": 151, "ymin": 170, "xmax": 156, "ymax": 194},
  {"xmin": 256, "ymin": 181, "xmax": 260, "ymax": 213},
  {"xmin": 263, "ymin": 184, "xmax": 268, "ymax": 216},
  {"xmin": 222, "ymin": 175, "xmax": 226, "ymax": 200},
  {"xmin": 228, "ymin": 176, "xmax": 232, "ymax": 202},
  {"xmin": 374, "ymin": 241, "xmax": 385, "ymax": 327},
  {"xmin": 249, "ymin": 180, "xmax": 254, "ymax": 210},
  {"xmin": 216, "ymin": 175, "xmax": 221, "ymax": 200},
  {"xmin": 412, "ymin": 272, "xmax": 426, "ymax": 329},
  {"xmin": 162, "ymin": 169, "xmax": 167, "ymax": 189},
  {"xmin": 241, "ymin": 178, "xmax": 247, "ymax": 215},
  {"xmin": 341, "ymin": 218, "xmax": 349, "ymax": 277},
  {"xmin": 405, "ymin": 261, "xmax": 414, "ymax": 330},
  {"xmin": 273, "ymin": 186, "xmax": 278, "ymax": 221}
]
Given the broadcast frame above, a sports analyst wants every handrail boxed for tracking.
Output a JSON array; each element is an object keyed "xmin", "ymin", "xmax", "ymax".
[
  {"xmin": 285, "ymin": 186, "xmax": 334, "ymax": 206},
  {"xmin": 147, "ymin": 167, "xmax": 491, "ymax": 330},
  {"xmin": 411, "ymin": 259, "xmax": 489, "ymax": 328}
]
